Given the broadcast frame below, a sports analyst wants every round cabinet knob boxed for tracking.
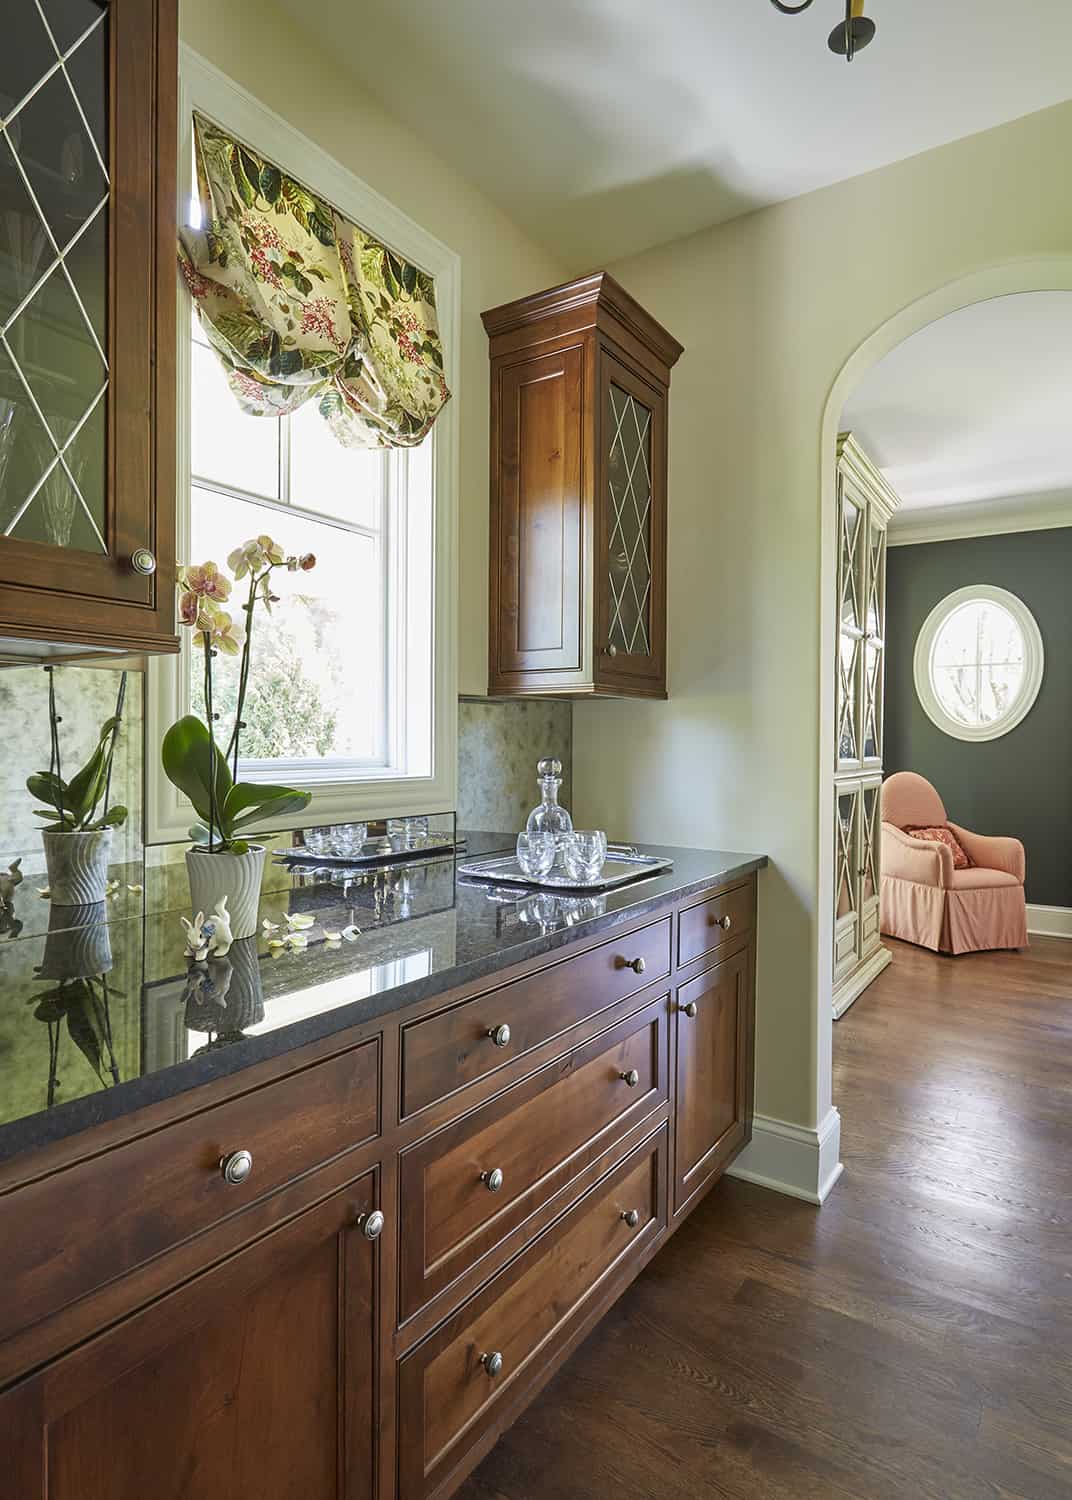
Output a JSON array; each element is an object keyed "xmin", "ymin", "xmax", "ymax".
[
  {"xmin": 602, "ymin": 643, "xmax": 618, "ymax": 658},
  {"xmin": 620, "ymin": 1068, "xmax": 640, "ymax": 1087},
  {"xmin": 131, "ymin": 547, "xmax": 157, "ymax": 576},
  {"xmin": 481, "ymin": 1167, "xmax": 505, "ymax": 1193},
  {"xmin": 487, "ymin": 1023, "xmax": 512, "ymax": 1048},
  {"xmin": 710, "ymin": 913, "xmax": 732, "ymax": 931},
  {"xmin": 681, "ymin": 1001, "xmax": 699, "ymax": 1019},
  {"xmin": 219, "ymin": 1149, "xmax": 253, "ymax": 1185},
  {"xmin": 480, "ymin": 1351, "xmax": 504, "ymax": 1378},
  {"xmin": 621, "ymin": 1209, "xmax": 641, "ymax": 1229},
  {"xmin": 624, "ymin": 956, "xmax": 646, "ymax": 975},
  {"xmin": 358, "ymin": 1209, "xmax": 385, "ymax": 1241}
]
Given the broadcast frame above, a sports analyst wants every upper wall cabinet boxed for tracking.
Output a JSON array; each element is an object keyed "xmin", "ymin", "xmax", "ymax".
[
  {"xmin": 483, "ymin": 273, "xmax": 682, "ymax": 699},
  {"xmin": 0, "ymin": 0, "xmax": 177, "ymax": 663}
]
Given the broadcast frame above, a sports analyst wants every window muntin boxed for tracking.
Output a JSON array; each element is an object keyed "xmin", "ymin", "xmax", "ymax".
[{"xmin": 913, "ymin": 585, "xmax": 1044, "ymax": 742}]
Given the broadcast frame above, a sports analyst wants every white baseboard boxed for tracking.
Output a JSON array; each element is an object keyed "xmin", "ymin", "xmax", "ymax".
[
  {"xmin": 727, "ymin": 1106, "xmax": 843, "ymax": 1205},
  {"xmin": 1027, "ymin": 904, "xmax": 1072, "ymax": 939},
  {"xmin": 832, "ymin": 945, "xmax": 892, "ymax": 1020}
]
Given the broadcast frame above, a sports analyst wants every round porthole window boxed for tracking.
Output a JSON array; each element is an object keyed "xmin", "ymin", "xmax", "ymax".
[{"xmin": 913, "ymin": 585, "xmax": 1044, "ymax": 742}]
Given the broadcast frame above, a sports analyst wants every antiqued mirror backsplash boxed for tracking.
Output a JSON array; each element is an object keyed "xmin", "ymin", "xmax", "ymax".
[{"xmin": 0, "ymin": 668, "xmax": 573, "ymax": 948}]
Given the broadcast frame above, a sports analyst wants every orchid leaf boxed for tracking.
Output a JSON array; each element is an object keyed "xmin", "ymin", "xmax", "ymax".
[{"xmin": 162, "ymin": 715, "xmax": 233, "ymax": 824}]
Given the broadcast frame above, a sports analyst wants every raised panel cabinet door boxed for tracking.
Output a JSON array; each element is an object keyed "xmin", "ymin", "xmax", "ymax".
[
  {"xmin": 674, "ymin": 947, "xmax": 753, "ymax": 1216},
  {"xmin": 490, "ymin": 344, "xmax": 585, "ymax": 686},
  {"xmin": 0, "ymin": 1172, "xmax": 382, "ymax": 1500},
  {"xmin": 595, "ymin": 350, "xmax": 667, "ymax": 696},
  {"xmin": 0, "ymin": 0, "xmax": 177, "ymax": 656}
]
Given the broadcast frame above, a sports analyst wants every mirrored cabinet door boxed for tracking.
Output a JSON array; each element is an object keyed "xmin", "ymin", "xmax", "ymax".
[
  {"xmin": 0, "ymin": 0, "xmax": 177, "ymax": 660},
  {"xmin": 834, "ymin": 782, "xmax": 861, "ymax": 985},
  {"xmin": 835, "ymin": 478, "xmax": 864, "ymax": 771},
  {"xmin": 861, "ymin": 516, "xmax": 886, "ymax": 769}
]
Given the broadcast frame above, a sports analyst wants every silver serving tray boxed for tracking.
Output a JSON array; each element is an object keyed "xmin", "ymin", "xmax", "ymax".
[{"xmin": 457, "ymin": 850, "xmax": 672, "ymax": 892}]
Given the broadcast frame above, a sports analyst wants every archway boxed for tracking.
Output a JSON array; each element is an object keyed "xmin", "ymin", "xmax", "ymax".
[{"xmin": 815, "ymin": 257, "xmax": 1072, "ymax": 1181}]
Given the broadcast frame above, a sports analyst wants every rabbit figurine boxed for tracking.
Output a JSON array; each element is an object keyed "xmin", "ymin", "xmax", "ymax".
[
  {"xmin": 0, "ymin": 858, "xmax": 23, "ymax": 910},
  {"xmin": 181, "ymin": 911, "xmax": 211, "ymax": 962},
  {"xmin": 207, "ymin": 896, "xmax": 234, "ymax": 958}
]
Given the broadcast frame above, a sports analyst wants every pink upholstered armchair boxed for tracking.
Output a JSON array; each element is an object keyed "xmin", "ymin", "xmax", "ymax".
[{"xmin": 880, "ymin": 772, "xmax": 1028, "ymax": 955}]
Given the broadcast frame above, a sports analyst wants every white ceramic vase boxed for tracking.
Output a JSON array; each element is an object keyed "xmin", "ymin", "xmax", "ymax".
[
  {"xmin": 185, "ymin": 844, "xmax": 266, "ymax": 940},
  {"xmin": 42, "ymin": 828, "xmax": 113, "ymax": 907}
]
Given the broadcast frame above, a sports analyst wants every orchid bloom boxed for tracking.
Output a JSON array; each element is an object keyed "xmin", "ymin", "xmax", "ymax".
[
  {"xmin": 179, "ymin": 561, "xmax": 231, "ymax": 602},
  {"xmin": 228, "ymin": 534, "xmax": 285, "ymax": 579},
  {"xmin": 192, "ymin": 608, "xmax": 246, "ymax": 657}
]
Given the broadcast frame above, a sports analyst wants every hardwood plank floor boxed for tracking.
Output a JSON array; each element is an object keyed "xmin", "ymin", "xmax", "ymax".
[{"xmin": 457, "ymin": 936, "xmax": 1072, "ymax": 1500}]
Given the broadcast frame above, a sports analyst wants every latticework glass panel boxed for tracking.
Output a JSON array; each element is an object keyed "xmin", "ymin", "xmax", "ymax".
[
  {"xmin": 837, "ymin": 633, "xmax": 859, "ymax": 763},
  {"xmin": 839, "ymin": 494, "xmax": 862, "ymax": 635},
  {"xmin": 836, "ymin": 788, "xmax": 859, "ymax": 919},
  {"xmin": 0, "ymin": 0, "xmax": 109, "ymax": 553},
  {"xmin": 861, "ymin": 785, "xmax": 879, "ymax": 904},
  {"xmin": 607, "ymin": 382, "xmax": 653, "ymax": 656}
]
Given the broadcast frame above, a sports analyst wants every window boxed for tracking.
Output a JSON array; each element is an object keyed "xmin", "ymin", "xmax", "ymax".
[
  {"xmin": 190, "ymin": 316, "xmax": 430, "ymax": 779},
  {"xmin": 147, "ymin": 51, "xmax": 458, "ymax": 842},
  {"xmin": 913, "ymin": 585, "xmax": 1044, "ymax": 742}
]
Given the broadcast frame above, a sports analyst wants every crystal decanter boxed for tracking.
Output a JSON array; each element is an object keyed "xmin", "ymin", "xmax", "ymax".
[{"xmin": 524, "ymin": 757, "xmax": 574, "ymax": 862}]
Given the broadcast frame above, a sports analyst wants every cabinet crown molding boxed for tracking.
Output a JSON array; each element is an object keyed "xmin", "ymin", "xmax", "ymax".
[{"xmin": 482, "ymin": 271, "xmax": 684, "ymax": 372}]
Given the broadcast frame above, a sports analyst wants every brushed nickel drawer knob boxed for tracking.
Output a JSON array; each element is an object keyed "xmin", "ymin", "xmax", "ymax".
[
  {"xmin": 481, "ymin": 1167, "xmax": 504, "ymax": 1193},
  {"xmin": 620, "ymin": 1068, "xmax": 640, "ymax": 1087},
  {"xmin": 602, "ymin": 643, "xmax": 618, "ymax": 657},
  {"xmin": 131, "ymin": 547, "xmax": 157, "ymax": 576},
  {"xmin": 219, "ymin": 1149, "xmax": 253, "ymax": 1185},
  {"xmin": 623, "ymin": 956, "xmax": 646, "ymax": 975},
  {"xmin": 480, "ymin": 1351, "xmax": 504, "ymax": 1377},
  {"xmin": 487, "ymin": 1023, "xmax": 512, "ymax": 1048},
  {"xmin": 358, "ymin": 1209, "xmax": 385, "ymax": 1241},
  {"xmin": 621, "ymin": 1209, "xmax": 641, "ymax": 1228},
  {"xmin": 709, "ymin": 913, "xmax": 732, "ymax": 931},
  {"xmin": 681, "ymin": 1001, "xmax": 699, "ymax": 1019}
]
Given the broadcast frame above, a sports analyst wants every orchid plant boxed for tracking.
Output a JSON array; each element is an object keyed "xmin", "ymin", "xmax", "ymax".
[{"xmin": 162, "ymin": 535, "xmax": 317, "ymax": 853}]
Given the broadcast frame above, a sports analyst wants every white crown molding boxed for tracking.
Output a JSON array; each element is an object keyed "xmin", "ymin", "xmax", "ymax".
[
  {"xmin": 727, "ymin": 1106, "xmax": 843, "ymax": 1205},
  {"xmin": 1027, "ymin": 904, "xmax": 1072, "ymax": 939},
  {"xmin": 888, "ymin": 490, "xmax": 1072, "ymax": 546}
]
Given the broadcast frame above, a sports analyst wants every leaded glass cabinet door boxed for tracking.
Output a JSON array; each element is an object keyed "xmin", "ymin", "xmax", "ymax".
[
  {"xmin": 834, "ymin": 782, "xmax": 861, "ymax": 985},
  {"xmin": 835, "ymin": 475, "xmax": 865, "ymax": 772},
  {"xmin": 596, "ymin": 352, "xmax": 667, "ymax": 696},
  {"xmin": 861, "ymin": 514, "xmax": 886, "ymax": 770},
  {"xmin": 857, "ymin": 777, "xmax": 882, "ymax": 962},
  {"xmin": 0, "ymin": 0, "xmax": 176, "ymax": 658}
]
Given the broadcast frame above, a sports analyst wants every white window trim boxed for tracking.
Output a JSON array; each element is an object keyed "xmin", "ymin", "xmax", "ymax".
[
  {"xmin": 147, "ymin": 47, "xmax": 459, "ymax": 843},
  {"xmin": 913, "ymin": 583, "xmax": 1044, "ymax": 742}
]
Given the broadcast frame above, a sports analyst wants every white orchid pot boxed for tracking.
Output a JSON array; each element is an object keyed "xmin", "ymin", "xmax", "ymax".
[
  {"xmin": 186, "ymin": 844, "xmax": 266, "ymax": 941},
  {"xmin": 42, "ymin": 828, "xmax": 113, "ymax": 907}
]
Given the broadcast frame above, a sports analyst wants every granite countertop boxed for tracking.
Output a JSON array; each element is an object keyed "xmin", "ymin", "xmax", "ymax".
[{"xmin": 0, "ymin": 833, "xmax": 766, "ymax": 1164}]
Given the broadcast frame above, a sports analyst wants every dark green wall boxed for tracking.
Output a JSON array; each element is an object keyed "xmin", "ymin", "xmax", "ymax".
[{"xmin": 884, "ymin": 527, "xmax": 1071, "ymax": 908}]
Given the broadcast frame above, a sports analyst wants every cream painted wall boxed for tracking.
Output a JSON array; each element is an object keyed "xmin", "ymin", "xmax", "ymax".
[
  {"xmin": 178, "ymin": 0, "xmax": 569, "ymax": 698},
  {"xmin": 572, "ymin": 100, "xmax": 1072, "ymax": 1136}
]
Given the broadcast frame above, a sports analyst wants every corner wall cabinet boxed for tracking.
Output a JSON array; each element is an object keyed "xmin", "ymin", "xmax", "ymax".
[
  {"xmin": 0, "ymin": 0, "xmax": 178, "ymax": 662},
  {"xmin": 0, "ymin": 872, "xmax": 756, "ymax": 1500},
  {"xmin": 833, "ymin": 433, "xmax": 899, "ymax": 1018},
  {"xmin": 482, "ymin": 272, "xmax": 682, "ymax": 699}
]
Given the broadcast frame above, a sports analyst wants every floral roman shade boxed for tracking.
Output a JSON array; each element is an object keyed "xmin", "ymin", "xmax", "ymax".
[{"xmin": 177, "ymin": 112, "xmax": 450, "ymax": 449}]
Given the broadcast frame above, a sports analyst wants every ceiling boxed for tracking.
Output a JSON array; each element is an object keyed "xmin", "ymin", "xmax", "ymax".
[
  {"xmin": 841, "ymin": 292, "xmax": 1072, "ymax": 520},
  {"xmin": 282, "ymin": 0, "xmax": 1072, "ymax": 266}
]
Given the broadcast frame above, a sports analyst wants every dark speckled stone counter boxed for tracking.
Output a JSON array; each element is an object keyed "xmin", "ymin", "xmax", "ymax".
[{"xmin": 0, "ymin": 834, "xmax": 766, "ymax": 1164}]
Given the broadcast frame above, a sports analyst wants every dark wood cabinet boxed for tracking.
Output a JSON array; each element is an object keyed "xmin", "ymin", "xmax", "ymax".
[
  {"xmin": 674, "ymin": 945, "xmax": 755, "ymax": 1217},
  {"xmin": 1, "ymin": 1172, "xmax": 381, "ymax": 1500},
  {"xmin": 482, "ymin": 273, "xmax": 681, "ymax": 699},
  {"xmin": 0, "ymin": 872, "xmax": 758, "ymax": 1500},
  {"xmin": 0, "ymin": 0, "xmax": 178, "ymax": 662}
]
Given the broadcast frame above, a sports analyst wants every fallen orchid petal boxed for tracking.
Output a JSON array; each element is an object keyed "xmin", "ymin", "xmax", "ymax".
[
  {"xmin": 126, "ymin": 884, "xmax": 143, "ymax": 894},
  {"xmin": 37, "ymin": 888, "xmax": 50, "ymax": 898},
  {"xmin": 286, "ymin": 912, "xmax": 315, "ymax": 930}
]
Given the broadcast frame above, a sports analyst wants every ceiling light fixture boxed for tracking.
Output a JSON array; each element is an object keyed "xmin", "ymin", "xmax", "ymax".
[{"xmin": 769, "ymin": 0, "xmax": 877, "ymax": 62}]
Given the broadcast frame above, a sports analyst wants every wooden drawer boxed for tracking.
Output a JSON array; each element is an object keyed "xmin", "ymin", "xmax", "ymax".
[
  {"xmin": 398, "ymin": 1126, "xmax": 667, "ymax": 1500},
  {"xmin": 400, "ymin": 916, "xmax": 671, "ymax": 1117},
  {"xmin": 0, "ymin": 1039, "xmax": 380, "ymax": 1349},
  {"xmin": 677, "ymin": 880, "xmax": 754, "ymax": 968},
  {"xmin": 399, "ymin": 995, "xmax": 669, "ymax": 1323}
]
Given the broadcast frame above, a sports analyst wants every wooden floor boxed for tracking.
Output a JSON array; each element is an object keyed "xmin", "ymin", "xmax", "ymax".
[{"xmin": 458, "ymin": 936, "xmax": 1072, "ymax": 1500}]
